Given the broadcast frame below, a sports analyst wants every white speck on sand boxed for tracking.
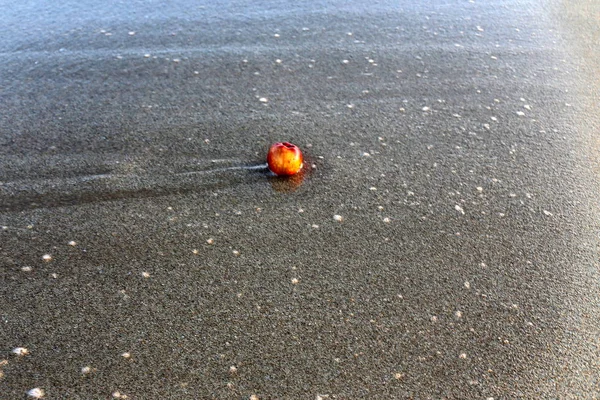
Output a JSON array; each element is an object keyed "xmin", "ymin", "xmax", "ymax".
[
  {"xmin": 383, "ymin": 217, "xmax": 391, "ymax": 223},
  {"xmin": 311, "ymin": 224, "xmax": 319, "ymax": 229},
  {"xmin": 112, "ymin": 391, "xmax": 128, "ymax": 399},
  {"xmin": 229, "ymin": 366, "xmax": 238, "ymax": 374},
  {"xmin": 142, "ymin": 271, "xmax": 150, "ymax": 278},
  {"xmin": 543, "ymin": 210, "xmax": 553, "ymax": 216},
  {"xmin": 291, "ymin": 278, "xmax": 299, "ymax": 285},
  {"xmin": 455, "ymin": 205, "xmax": 465, "ymax": 214},
  {"xmin": 394, "ymin": 372, "xmax": 405, "ymax": 380},
  {"xmin": 42, "ymin": 254, "xmax": 52, "ymax": 262},
  {"xmin": 464, "ymin": 281, "xmax": 471, "ymax": 289},
  {"xmin": 422, "ymin": 106, "xmax": 430, "ymax": 111},
  {"xmin": 121, "ymin": 352, "xmax": 131, "ymax": 359},
  {"xmin": 81, "ymin": 366, "xmax": 92, "ymax": 374},
  {"xmin": 476, "ymin": 187, "xmax": 483, "ymax": 192},
  {"xmin": 250, "ymin": 395, "xmax": 259, "ymax": 400},
  {"xmin": 516, "ymin": 111, "xmax": 525, "ymax": 116},
  {"xmin": 232, "ymin": 250, "xmax": 240, "ymax": 256},
  {"xmin": 431, "ymin": 315, "xmax": 438, "ymax": 322},
  {"xmin": 21, "ymin": 266, "xmax": 32, "ymax": 272},
  {"xmin": 459, "ymin": 353, "xmax": 467, "ymax": 359},
  {"xmin": 27, "ymin": 388, "xmax": 45, "ymax": 398},
  {"xmin": 12, "ymin": 347, "xmax": 29, "ymax": 356},
  {"xmin": 342, "ymin": 59, "xmax": 349, "ymax": 64},
  {"xmin": 192, "ymin": 249, "xmax": 199, "ymax": 255},
  {"xmin": 333, "ymin": 215, "xmax": 343, "ymax": 222},
  {"xmin": 259, "ymin": 97, "xmax": 268, "ymax": 103},
  {"xmin": 206, "ymin": 238, "xmax": 214, "ymax": 245},
  {"xmin": 455, "ymin": 310, "xmax": 463, "ymax": 318},
  {"xmin": 369, "ymin": 187, "xmax": 377, "ymax": 191},
  {"xmin": 68, "ymin": 241, "xmax": 77, "ymax": 246}
]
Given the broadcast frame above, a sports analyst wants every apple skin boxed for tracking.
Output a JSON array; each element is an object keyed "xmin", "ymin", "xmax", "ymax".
[{"xmin": 267, "ymin": 142, "xmax": 303, "ymax": 176}]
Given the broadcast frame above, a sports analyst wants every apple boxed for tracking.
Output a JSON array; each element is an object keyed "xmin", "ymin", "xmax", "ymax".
[{"xmin": 267, "ymin": 142, "xmax": 303, "ymax": 176}]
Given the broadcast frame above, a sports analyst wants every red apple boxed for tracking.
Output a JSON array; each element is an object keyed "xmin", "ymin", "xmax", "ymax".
[{"xmin": 267, "ymin": 142, "xmax": 303, "ymax": 176}]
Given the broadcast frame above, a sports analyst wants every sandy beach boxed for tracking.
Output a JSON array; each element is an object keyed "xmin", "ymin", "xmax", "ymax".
[{"xmin": 1, "ymin": 0, "xmax": 600, "ymax": 398}]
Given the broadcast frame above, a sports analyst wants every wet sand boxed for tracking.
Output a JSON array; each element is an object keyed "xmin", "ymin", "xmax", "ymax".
[{"xmin": 1, "ymin": 0, "xmax": 600, "ymax": 398}]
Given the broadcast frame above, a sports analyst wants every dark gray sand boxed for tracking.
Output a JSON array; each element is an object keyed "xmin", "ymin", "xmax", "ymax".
[{"xmin": 1, "ymin": 0, "xmax": 600, "ymax": 398}]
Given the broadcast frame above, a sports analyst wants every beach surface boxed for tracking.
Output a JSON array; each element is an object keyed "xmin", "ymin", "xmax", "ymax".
[{"xmin": 1, "ymin": 0, "xmax": 600, "ymax": 398}]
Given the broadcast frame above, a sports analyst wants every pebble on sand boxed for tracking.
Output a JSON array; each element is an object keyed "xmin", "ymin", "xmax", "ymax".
[
  {"xmin": 12, "ymin": 347, "xmax": 29, "ymax": 356},
  {"xmin": 27, "ymin": 388, "xmax": 45, "ymax": 398}
]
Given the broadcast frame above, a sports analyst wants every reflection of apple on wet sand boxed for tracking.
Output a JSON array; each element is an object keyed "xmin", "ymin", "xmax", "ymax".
[{"xmin": 269, "ymin": 167, "xmax": 306, "ymax": 193}]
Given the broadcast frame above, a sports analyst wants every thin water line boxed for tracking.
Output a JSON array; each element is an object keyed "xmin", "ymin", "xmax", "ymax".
[
  {"xmin": 4, "ymin": 163, "xmax": 270, "ymax": 187},
  {"xmin": 179, "ymin": 163, "xmax": 269, "ymax": 176}
]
